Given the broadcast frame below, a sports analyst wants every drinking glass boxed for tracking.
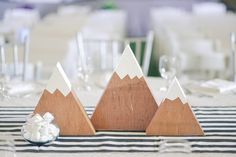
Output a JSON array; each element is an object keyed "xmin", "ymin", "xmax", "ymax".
[
  {"xmin": 159, "ymin": 55, "xmax": 178, "ymax": 90},
  {"xmin": 0, "ymin": 134, "xmax": 16, "ymax": 157},
  {"xmin": 0, "ymin": 45, "xmax": 10, "ymax": 100},
  {"xmin": 76, "ymin": 33, "xmax": 94, "ymax": 91},
  {"xmin": 159, "ymin": 138, "xmax": 191, "ymax": 154},
  {"xmin": 77, "ymin": 55, "xmax": 94, "ymax": 91}
]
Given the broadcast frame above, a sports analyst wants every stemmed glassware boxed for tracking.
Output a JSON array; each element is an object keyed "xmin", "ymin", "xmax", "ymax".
[
  {"xmin": 159, "ymin": 55, "xmax": 178, "ymax": 90},
  {"xmin": 77, "ymin": 55, "xmax": 94, "ymax": 91},
  {"xmin": 0, "ymin": 45, "xmax": 10, "ymax": 100},
  {"xmin": 76, "ymin": 33, "xmax": 94, "ymax": 91}
]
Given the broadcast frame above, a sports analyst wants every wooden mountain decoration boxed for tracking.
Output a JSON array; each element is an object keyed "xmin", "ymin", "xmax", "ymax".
[
  {"xmin": 34, "ymin": 62, "xmax": 95, "ymax": 136},
  {"xmin": 146, "ymin": 77, "xmax": 204, "ymax": 136},
  {"xmin": 91, "ymin": 45, "xmax": 158, "ymax": 131}
]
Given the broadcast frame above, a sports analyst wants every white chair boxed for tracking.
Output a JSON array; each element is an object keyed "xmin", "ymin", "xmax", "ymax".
[
  {"xmin": 192, "ymin": 2, "xmax": 227, "ymax": 15},
  {"xmin": 230, "ymin": 32, "xmax": 236, "ymax": 81},
  {"xmin": 125, "ymin": 31, "xmax": 154, "ymax": 76},
  {"xmin": 150, "ymin": 7, "xmax": 193, "ymax": 58},
  {"xmin": 29, "ymin": 8, "xmax": 91, "ymax": 79},
  {"xmin": 194, "ymin": 13, "xmax": 236, "ymax": 52},
  {"xmin": 3, "ymin": 8, "xmax": 40, "ymax": 31},
  {"xmin": 0, "ymin": 32, "xmax": 33, "ymax": 81},
  {"xmin": 150, "ymin": 7, "xmax": 190, "ymax": 23},
  {"xmin": 57, "ymin": 5, "xmax": 91, "ymax": 16},
  {"xmin": 62, "ymin": 10, "xmax": 128, "ymax": 79},
  {"xmin": 151, "ymin": 7, "xmax": 229, "ymax": 80},
  {"xmin": 81, "ymin": 10, "xmax": 127, "ymax": 40},
  {"xmin": 74, "ymin": 31, "xmax": 154, "ymax": 76}
]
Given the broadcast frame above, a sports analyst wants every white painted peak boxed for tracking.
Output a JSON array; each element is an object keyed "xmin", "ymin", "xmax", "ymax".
[
  {"xmin": 46, "ymin": 62, "xmax": 72, "ymax": 96},
  {"xmin": 114, "ymin": 45, "xmax": 143, "ymax": 79},
  {"xmin": 165, "ymin": 77, "xmax": 187, "ymax": 104}
]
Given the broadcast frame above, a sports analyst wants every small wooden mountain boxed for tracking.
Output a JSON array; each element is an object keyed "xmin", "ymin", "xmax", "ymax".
[
  {"xmin": 146, "ymin": 78, "xmax": 204, "ymax": 136},
  {"xmin": 91, "ymin": 46, "xmax": 158, "ymax": 131},
  {"xmin": 34, "ymin": 62, "xmax": 95, "ymax": 136}
]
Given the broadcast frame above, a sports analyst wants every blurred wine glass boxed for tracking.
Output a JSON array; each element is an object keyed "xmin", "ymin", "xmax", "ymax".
[
  {"xmin": 159, "ymin": 55, "xmax": 178, "ymax": 90},
  {"xmin": 76, "ymin": 33, "xmax": 94, "ymax": 91},
  {"xmin": 0, "ymin": 45, "xmax": 10, "ymax": 100},
  {"xmin": 77, "ymin": 55, "xmax": 94, "ymax": 91},
  {"xmin": 0, "ymin": 134, "xmax": 16, "ymax": 157}
]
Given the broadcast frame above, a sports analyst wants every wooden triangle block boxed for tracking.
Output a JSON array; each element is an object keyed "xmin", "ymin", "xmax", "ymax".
[
  {"xmin": 91, "ymin": 45, "xmax": 158, "ymax": 131},
  {"xmin": 34, "ymin": 62, "xmax": 95, "ymax": 136},
  {"xmin": 146, "ymin": 78, "xmax": 204, "ymax": 136}
]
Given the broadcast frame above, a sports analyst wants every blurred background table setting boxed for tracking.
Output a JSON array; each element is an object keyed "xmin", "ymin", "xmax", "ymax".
[{"xmin": 0, "ymin": 0, "xmax": 236, "ymax": 157}]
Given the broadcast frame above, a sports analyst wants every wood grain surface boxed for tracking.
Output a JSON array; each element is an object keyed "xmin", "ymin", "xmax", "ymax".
[
  {"xmin": 34, "ymin": 89, "xmax": 96, "ymax": 136},
  {"xmin": 91, "ymin": 73, "xmax": 158, "ymax": 131},
  {"xmin": 146, "ymin": 98, "xmax": 204, "ymax": 136}
]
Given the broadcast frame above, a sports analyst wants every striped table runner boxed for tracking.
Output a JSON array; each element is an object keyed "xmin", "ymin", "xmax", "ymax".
[{"xmin": 0, "ymin": 106, "xmax": 236, "ymax": 153}]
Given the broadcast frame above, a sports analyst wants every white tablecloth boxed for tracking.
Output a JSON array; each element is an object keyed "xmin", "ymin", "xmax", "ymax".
[{"xmin": 2, "ymin": 77, "xmax": 236, "ymax": 107}]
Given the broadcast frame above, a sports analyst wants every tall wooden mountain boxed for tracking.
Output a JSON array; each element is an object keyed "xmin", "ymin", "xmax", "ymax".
[
  {"xmin": 34, "ymin": 62, "xmax": 95, "ymax": 136},
  {"xmin": 91, "ymin": 45, "xmax": 158, "ymax": 131},
  {"xmin": 146, "ymin": 77, "xmax": 204, "ymax": 136}
]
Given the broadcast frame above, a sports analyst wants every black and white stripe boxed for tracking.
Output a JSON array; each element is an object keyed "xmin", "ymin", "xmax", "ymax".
[{"xmin": 1, "ymin": 106, "xmax": 236, "ymax": 153}]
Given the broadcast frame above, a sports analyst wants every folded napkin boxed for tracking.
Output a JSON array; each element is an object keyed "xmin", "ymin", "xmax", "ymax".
[
  {"xmin": 7, "ymin": 83, "xmax": 35, "ymax": 96},
  {"xmin": 187, "ymin": 79, "xmax": 236, "ymax": 96}
]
